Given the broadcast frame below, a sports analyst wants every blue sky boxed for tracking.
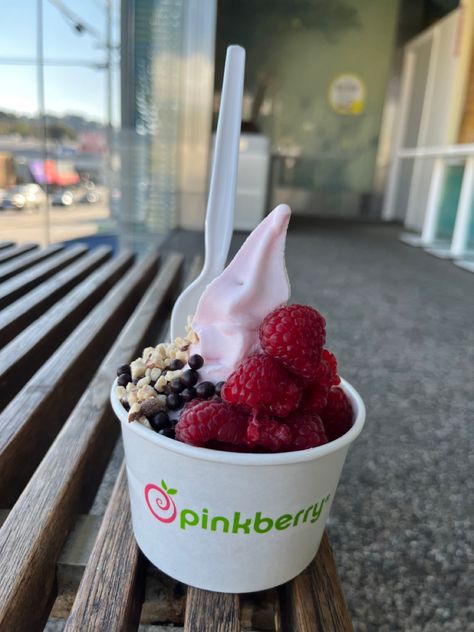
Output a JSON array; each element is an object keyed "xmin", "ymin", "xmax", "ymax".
[{"xmin": 0, "ymin": 0, "xmax": 120, "ymax": 123}]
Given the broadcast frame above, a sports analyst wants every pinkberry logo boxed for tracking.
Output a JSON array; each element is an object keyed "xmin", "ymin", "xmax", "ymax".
[
  {"xmin": 144, "ymin": 480, "xmax": 177, "ymax": 523},
  {"xmin": 144, "ymin": 480, "xmax": 330, "ymax": 535}
]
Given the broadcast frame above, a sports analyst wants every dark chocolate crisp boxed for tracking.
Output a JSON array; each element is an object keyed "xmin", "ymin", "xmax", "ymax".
[
  {"xmin": 150, "ymin": 411, "xmax": 171, "ymax": 432},
  {"xmin": 181, "ymin": 369, "xmax": 198, "ymax": 387},
  {"xmin": 169, "ymin": 378, "xmax": 184, "ymax": 393},
  {"xmin": 215, "ymin": 381, "xmax": 225, "ymax": 397},
  {"xmin": 169, "ymin": 358, "xmax": 184, "ymax": 371},
  {"xmin": 167, "ymin": 393, "xmax": 184, "ymax": 410},
  {"xmin": 196, "ymin": 381, "xmax": 215, "ymax": 399},
  {"xmin": 117, "ymin": 373, "xmax": 132, "ymax": 387},
  {"xmin": 181, "ymin": 387, "xmax": 197, "ymax": 402},
  {"xmin": 188, "ymin": 354, "xmax": 204, "ymax": 370}
]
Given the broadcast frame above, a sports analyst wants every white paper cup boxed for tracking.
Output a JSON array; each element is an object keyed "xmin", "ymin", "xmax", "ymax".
[{"xmin": 111, "ymin": 378, "xmax": 365, "ymax": 593}]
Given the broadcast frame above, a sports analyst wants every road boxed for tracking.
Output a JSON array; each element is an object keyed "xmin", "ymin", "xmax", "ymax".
[{"xmin": 0, "ymin": 201, "xmax": 113, "ymax": 247}]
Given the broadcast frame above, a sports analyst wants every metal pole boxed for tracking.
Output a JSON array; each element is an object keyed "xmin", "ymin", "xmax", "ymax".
[
  {"xmin": 105, "ymin": 0, "xmax": 113, "ymax": 217},
  {"xmin": 37, "ymin": 0, "xmax": 51, "ymax": 246},
  {"xmin": 106, "ymin": 0, "xmax": 113, "ymax": 132},
  {"xmin": 118, "ymin": 0, "xmax": 135, "ymax": 253}
]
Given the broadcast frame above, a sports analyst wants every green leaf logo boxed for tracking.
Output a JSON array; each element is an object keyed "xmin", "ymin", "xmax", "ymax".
[{"xmin": 159, "ymin": 480, "xmax": 177, "ymax": 495}]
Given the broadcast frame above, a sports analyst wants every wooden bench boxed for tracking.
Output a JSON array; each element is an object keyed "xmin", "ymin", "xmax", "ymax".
[{"xmin": 0, "ymin": 242, "xmax": 353, "ymax": 631}]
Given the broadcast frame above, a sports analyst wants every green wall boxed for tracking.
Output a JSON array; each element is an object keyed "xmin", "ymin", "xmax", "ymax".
[{"xmin": 216, "ymin": 0, "xmax": 399, "ymax": 194}]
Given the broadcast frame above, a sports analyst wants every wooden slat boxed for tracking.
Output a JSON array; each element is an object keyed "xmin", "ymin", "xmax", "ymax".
[
  {"xmin": 50, "ymin": 514, "xmax": 186, "ymax": 624},
  {"xmin": 0, "ymin": 244, "xmax": 87, "ymax": 309},
  {"xmin": 241, "ymin": 591, "xmax": 278, "ymax": 631},
  {"xmin": 6, "ymin": 503, "xmax": 272, "ymax": 628},
  {"xmin": 0, "ymin": 246, "xmax": 112, "ymax": 349},
  {"xmin": 0, "ymin": 246, "xmax": 112, "ymax": 347},
  {"xmin": 54, "ymin": 260, "xmax": 199, "ymax": 631},
  {"xmin": 64, "ymin": 466, "xmax": 145, "ymax": 632},
  {"xmin": 0, "ymin": 253, "xmax": 182, "ymax": 631},
  {"xmin": 0, "ymin": 250, "xmax": 131, "ymax": 408},
  {"xmin": 279, "ymin": 532, "xmax": 353, "ymax": 632},
  {"xmin": 129, "ymin": 567, "xmax": 186, "ymax": 626},
  {"xmin": 0, "ymin": 242, "xmax": 37, "ymax": 263},
  {"xmin": 184, "ymin": 589, "xmax": 240, "ymax": 632},
  {"xmin": 0, "ymin": 251, "xmax": 158, "ymax": 507},
  {"xmin": 63, "ymin": 255, "xmax": 196, "ymax": 630},
  {"xmin": 0, "ymin": 243, "xmax": 64, "ymax": 283},
  {"xmin": 0, "ymin": 241, "xmax": 15, "ymax": 251},
  {"xmin": 52, "ymin": 534, "xmax": 189, "ymax": 625},
  {"xmin": 66, "ymin": 256, "xmax": 182, "ymax": 632}
]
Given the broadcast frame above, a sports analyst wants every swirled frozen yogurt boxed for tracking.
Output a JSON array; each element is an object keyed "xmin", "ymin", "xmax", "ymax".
[{"xmin": 189, "ymin": 204, "xmax": 291, "ymax": 383}]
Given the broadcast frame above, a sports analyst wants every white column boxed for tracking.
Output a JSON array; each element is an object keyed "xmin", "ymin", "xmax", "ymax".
[
  {"xmin": 451, "ymin": 156, "xmax": 474, "ymax": 257},
  {"xmin": 382, "ymin": 155, "xmax": 401, "ymax": 221},
  {"xmin": 178, "ymin": 0, "xmax": 217, "ymax": 230},
  {"xmin": 382, "ymin": 51, "xmax": 415, "ymax": 221},
  {"xmin": 421, "ymin": 157, "xmax": 444, "ymax": 245},
  {"xmin": 405, "ymin": 29, "xmax": 441, "ymax": 231}
]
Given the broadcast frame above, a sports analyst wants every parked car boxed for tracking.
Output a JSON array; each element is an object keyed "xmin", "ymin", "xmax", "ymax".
[
  {"xmin": 1, "ymin": 184, "xmax": 47, "ymax": 210},
  {"xmin": 52, "ymin": 183, "xmax": 101, "ymax": 206},
  {"xmin": 79, "ymin": 185, "xmax": 101, "ymax": 204},
  {"xmin": 51, "ymin": 187, "xmax": 83, "ymax": 206}
]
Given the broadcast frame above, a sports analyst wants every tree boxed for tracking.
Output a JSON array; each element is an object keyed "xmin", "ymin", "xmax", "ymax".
[{"xmin": 47, "ymin": 122, "xmax": 77, "ymax": 141}]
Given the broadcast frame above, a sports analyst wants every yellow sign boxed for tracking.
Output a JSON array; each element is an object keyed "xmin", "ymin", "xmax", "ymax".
[{"xmin": 328, "ymin": 74, "xmax": 366, "ymax": 115}]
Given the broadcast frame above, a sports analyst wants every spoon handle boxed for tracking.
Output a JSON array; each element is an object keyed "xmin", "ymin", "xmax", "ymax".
[
  {"xmin": 202, "ymin": 45, "xmax": 245, "ymax": 280},
  {"xmin": 169, "ymin": 45, "xmax": 245, "ymax": 342}
]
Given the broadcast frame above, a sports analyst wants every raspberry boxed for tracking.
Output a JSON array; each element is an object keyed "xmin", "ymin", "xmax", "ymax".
[
  {"xmin": 246, "ymin": 410, "xmax": 327, "ymax": 452},
  {"xmin": 259, "ymin": 304, "xmax": 326, "ymax": 379},
  {"xmin": 321, "ymin": 387, "xmax": 353, "ymax": 441},
  {"xmin": 246, "ymin": 415, "xmax": 292, "ymax": 452},
  {"xmin": 301, "ymin": 349, "xmax": 340, "ymax": 413},
  {"xmin": 175, "ymin": 399, "xmax": 249, "ymax": 447},
  {"xmin": 221, "ymin": 354, "xmax": 302, "ymax": 417},
  {"xmin": 285, "ymin": 410, "xmax": 328, "ymax": 450},
  {"xmin": 315, "ymin": 349, "xmax": 340, "ymax": 387},
  {"xmin": 301, "ymin": 382, "xmax": 328, "ymax": 414}
]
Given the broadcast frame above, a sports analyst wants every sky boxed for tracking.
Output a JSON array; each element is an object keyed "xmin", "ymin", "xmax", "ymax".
[{"xmin": 0, "ymin": 0, "xmax": 120, "ymax": 124}]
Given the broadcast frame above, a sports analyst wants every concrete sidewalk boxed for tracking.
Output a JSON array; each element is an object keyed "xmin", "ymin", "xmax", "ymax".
[{"xmin": 281, "ymin": 219, "xmax": 472, "ymax": 632}]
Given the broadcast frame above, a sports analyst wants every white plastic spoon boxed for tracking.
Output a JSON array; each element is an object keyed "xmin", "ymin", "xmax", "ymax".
[{"xmin": 170, "ymin": 45, "xmax": 245, "ymax": 341}]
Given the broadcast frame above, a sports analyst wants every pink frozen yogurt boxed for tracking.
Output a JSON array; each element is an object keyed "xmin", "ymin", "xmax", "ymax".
[{"xmin": 189, "ymin": 204, "xmax": 291, "ymax": 382}]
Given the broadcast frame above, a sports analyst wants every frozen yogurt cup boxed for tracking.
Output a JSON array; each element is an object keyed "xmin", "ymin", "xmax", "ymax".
[
  {"xmin": 110, "ymin": 377, "xmax": 365, "ymax": 592},
  {"xmin": 111, "ymin": 203, "xmax": 366, "ymax": 591}
]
